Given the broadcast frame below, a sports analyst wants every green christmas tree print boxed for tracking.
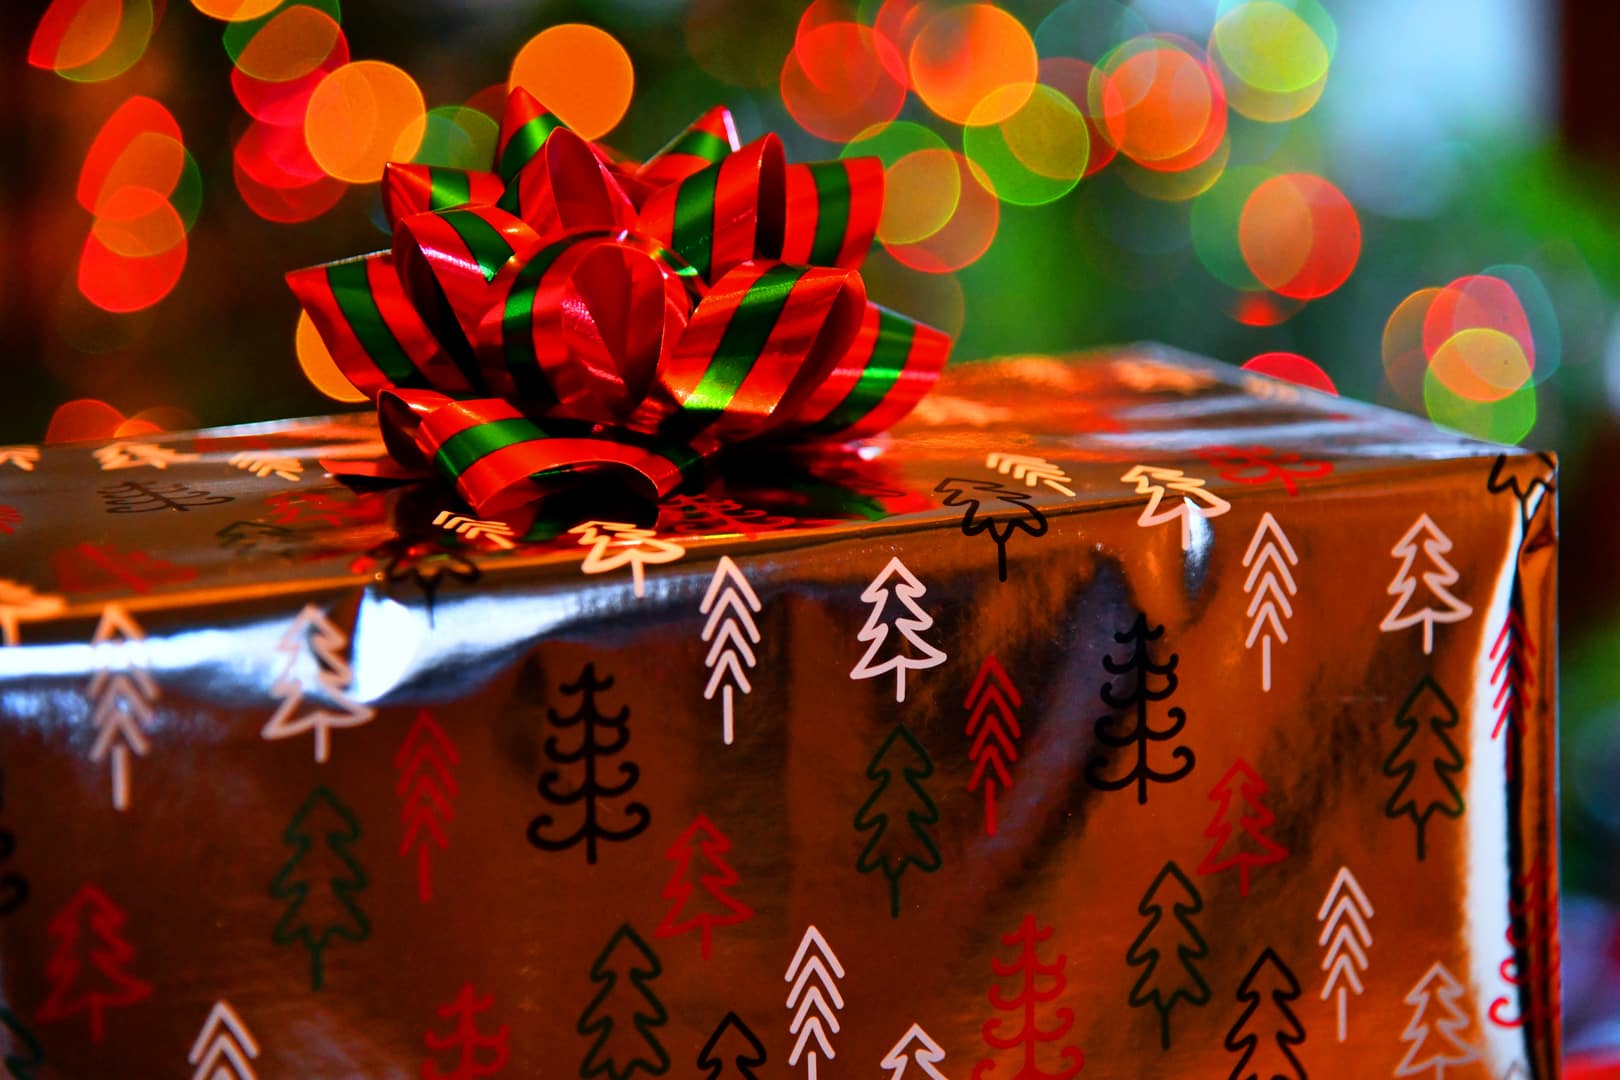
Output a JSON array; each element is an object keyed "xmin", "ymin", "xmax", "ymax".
[
  {"xmin": 269, "ymin": 785, "xmax": 369, "ymax": 990},
  {"xmin": 578, "ymin": 923, "xmax": 669, "ymax": 1080},
  {"xmin": 854, "ymin": 723, "xmax": 942, "ymax": 918}
]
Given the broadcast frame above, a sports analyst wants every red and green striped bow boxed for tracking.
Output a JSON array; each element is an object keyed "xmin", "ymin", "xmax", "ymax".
[{"xmin": 287, "ymin": 88, "xmax": 952, "ymax": 515}]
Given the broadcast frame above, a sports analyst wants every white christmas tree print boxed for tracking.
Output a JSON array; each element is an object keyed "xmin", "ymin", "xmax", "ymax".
[
  {"xmin": 0, "ymin": 446, "xmax": 39, "ymax": 471},
  {"xmin": 87, "ymin": 605, "xmax": 158, "ymax": 812},
  {"xmin": 785, "ymin": 925, "xmax": 845, "ymax": 1080},
  {"xmin": 985, "ymin": 452, "xmax": 1076, "ymax": 496},
  {"xmin": 433, "ymin": 510, "xmax": 516, "ymax": 550},
  {"xmin": 93, "ymin": 441, "xmax": 200, "ymax": 471},
  {"xmin": 700, "ymin": 556, "xmax": 761, "ymax": 746},
  {"xmin": 187, "ymin": 999, "xmax": 259, "ymax": 1080},
  {"xmin": 1316, "ymin": 865, "xmax": 1374, "ymax": 1043},
  {"xmin": 570, "ymin": 521, "xmax": 686, "ymax": 598},
  {"xmin": 849, "ymin": 557, "xmax": 947, "ymax": 704},
  {"xmin": 260, "ymin": 604, "xmax": 374, "ymax": 763},
  {"xmin": 0, "ymin": 580, "xmax": 65, "ymax": 646},
  {"xmin": 1394, "ymin": 962, "xmax": 1481, "ymax": 1078},
  {"xmin": 1243, "ymin": 513, "xmax": 1299, "ymax": 692},
  {"xmin": 1381, "ymin": 514, "xmax": 1473, "ymax": 655},
  {"xmin": 1120, "ymin": 464, "xmax": 1231, "ymax": 550},
  {"xmin": 881, "ymin": 1022, "xmax": 947, "ymax": 1080},
  {"xmin": 229, "ymin": 451, "xmax": 304, "ymax": 482}
]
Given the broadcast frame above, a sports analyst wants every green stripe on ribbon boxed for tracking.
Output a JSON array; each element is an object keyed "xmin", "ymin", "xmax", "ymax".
[
  {"xmin": 325, "ymin": 260, "xmax": 421, "ymax": 386},
  {"xmin": 669, "ymin": 129, "xmax": 730, "ymax": 165},
  {"xmin": 500, "ymin": 240, "xmax": 571, "ymax": 403},
  {"xmin": 671, "ymin": 168, "xmax": 720, "ymax": 282},
  {"xmin": 807, "ymin": 163, "xmax": 852, "ymax": 266},
  {"xmin": 498, "ymin": 115, "xmax": 563, "ymax": 183},
  {"xmin": 440, "ymin": 210, "xmax": 515, "ymax": 283},
  {"xmin": 684, "ymin": 263, "xmax": 806, "ymax": 418},
  {"xmin": 429, "ymin": 169, "xmax": 472, "ymax": 211},
  {"xmin": 433, "ymin": 416, "xmax": 548, "ymax": 479},
  {"xmin": 814, "ymin": 308, "xmax": 913, "ymax": 431}
]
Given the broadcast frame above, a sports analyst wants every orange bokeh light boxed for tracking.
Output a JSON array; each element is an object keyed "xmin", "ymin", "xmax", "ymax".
[
  {"xmin": 77, "ymin": 228, "xmax": 187, "ymax": 313},
  {"xmin": 1422, "ymin": 275, "xmax": 1534, "ymax": 367},
  {"xmin": 782, "ymin": 22, "xmax": 907, "ymax": 142},
  {"xmin": 1239, "ymin": 172, "xmax": 1360, "ymax": 300},
  {"xmin": 232, "ymin": 4, "xmax": 343, "ymax": 82},
  {"xmin": 46, "ymin": 399, "xmax": 128, "ymax": 444},
  {"xmin": 305, "ymin": 61, "xmax": 427, "ymax": 184},
  {"xmin": 78, "ymin": 97, "xmax": 182, "ymax": 213},
  {"xmin": 508, "ymin": 24, "xmax": 634, "ymax": 142},
  {"xmin": 90, "ymin": 187, "xmax": 186, "ymax": 259},
  {"xmin": 1242, "ymin": 351, "xmax": 1338, "ymax": 395},
  {"xmin": 1102, "ymin": 46, "xmax": 1216, "ymax": 164},
  {"xmin": 910, "ymin": 4, "xmax": 1038, "ymax": 126},
  {"xmin": 297, "ymin": 311, "xmax": 367, "ymax": 403},
  {"xmin": 29, "ymin": 0, "xmax": 122, "ymax": 72},
  {"xmin": 191, "ymin": 0, "xmax": 286, "ymax": 22}
]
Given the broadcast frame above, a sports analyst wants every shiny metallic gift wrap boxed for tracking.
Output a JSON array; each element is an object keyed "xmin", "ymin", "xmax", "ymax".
[{"xmin": 0, "ymin": 349, "xmax": 1557, "ymax": 1078}]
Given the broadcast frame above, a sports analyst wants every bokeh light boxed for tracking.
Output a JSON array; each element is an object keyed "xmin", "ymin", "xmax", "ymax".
[
  {"xmin": 1242, "ymin": 351, "xmax": 1337, "ymax": 394},
  {"xmin": 1423, "ymin": 364, "xmax": 1537, "ymax": 444},
  {"xmin": 1238, "ymin": 172, "xmax": 1359, "ymax": 299},
  {"xmin": 508, "ymin": 24, "xmax": 634, "ymax": 142},
  {"xmin": 231, "ymin": 5, "xmax": 344, "ymax": 82},
  {"xmin": 31, "ymin": 0, "xmax": 157, "ymax": 82},
  {"xmin": 192, "ymin": 0, "xmax": 285, "ymax": 21},
  {"xmin": 1096, "ymin": 37, "xmax": 1228, "ymax": 173},
  {"xmin": 413, "ymin": 105, "xmax": 500, "ymax": 171},
  {"xmin": 305, "ymin": 60, "xmax": 427, "ymax": 184},
  {"xmin": 1381, "ymin": 286, "xmax": 1440, "ymax": 409},
  {"xmin": 782, "ymin": 22, "xmax": 907, "ymax": 142},
  {"xmin": 45, "ymin": 399, "xmax": 130, "ymax": 444},
  {"xmin": 910, "ymin": 4, "xmax": 1038, "ymax": 126},
  {"xmin": 1190, "ymin": 164, "xmax": 1268, "ymax": 287},
  {"xmin": 1209, "ymin": 0, "xmax": 1335, "ymax": 122},
  {"xmin": 1428, "ymin": 327, "xmax": 1533, "ymax": 403},
  {"xmin": 883, "ymin": 152, "xmax": 1000, "ymax": 273},
  {"xmin": 77, "ymin": 228, "xmax": 188, "ymax": 313},
  {"xmin": 296, "ymin": 311, "xmax": 367, "ymax": 403},
  {"xmin": 231, "ymin": 30, "xmax": 350, "ymax": 125},
  {"xmin": 964, "ymin": 84, "xmax": 1090, "ymax": 206},
  {"xmin": 233, "ymin": 154, "xmax": 348, "ymax": 223},
  {"xmin": 844, "ymin": 123, "xmax": 958, "ymax": 245},
  {"xmin": 1039, "ymin": 57, "xmax": 1118, "ymax": 177}
]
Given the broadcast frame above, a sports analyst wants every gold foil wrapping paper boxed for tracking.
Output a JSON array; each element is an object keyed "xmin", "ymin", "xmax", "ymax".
[{"xmin": 0, "ymin": 349, "xmax": 1557, "ymax": 1078}]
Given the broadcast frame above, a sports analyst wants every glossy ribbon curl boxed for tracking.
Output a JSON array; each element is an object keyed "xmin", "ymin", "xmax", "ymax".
[{"xmin": 288, "ymin": 90, "xmax": 952, "ymax": 515}]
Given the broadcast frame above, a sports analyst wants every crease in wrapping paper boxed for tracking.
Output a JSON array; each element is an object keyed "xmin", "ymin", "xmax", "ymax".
[{"xmin": 0, "ymin": 348, "xmax": 1558, "ymax": 1078}]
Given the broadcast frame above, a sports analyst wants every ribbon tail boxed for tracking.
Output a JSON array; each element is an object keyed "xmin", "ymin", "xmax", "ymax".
[{"xmin": 778, "ymin": 301, "xmax": 952, "ymax": 438}]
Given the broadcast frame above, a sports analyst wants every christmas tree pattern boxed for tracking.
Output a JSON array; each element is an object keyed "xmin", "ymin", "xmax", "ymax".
[
  {"xmin": 396, "ymin": 710, "xmax": 459, "ymax": 904},
  {"xmin": 0, "ymin": 1004, "xmax": 43, "ymax": 1079},
  {"xmin": 855, "ymin": 724, "xmax": 942, "ymax": 918},
  {"xmin": 700, "ymin": 557, "xmax": 762, "ymax": 746},
  {"xmin": 260, "ymin": 604, "xmax": 374, "ymax": 764},
  {"xmin": 50, "ymin": 543, "xmax": 196, "ymax": 596},
  {"xmin": 1489, "ymin": 857, "xmax": 1554, "ymax": 1030},
  {"xmin": 654, "ymin": 814, "xmax": 753, "ymax": 959},
  {"xmin": 849, "ymin": 556, "xmax": 947, "ymax": 704},
  {"xmin": 527, "ymin": 662, "xmax": 650, "ymax": 865},
  {"xmin": 0, "ymin": 446, "xmax": 39, "ymax": 471},
  {"xmin": 785, "ymin": 925, "xmax": 844, "ymax": 1080},
  {"xmin": 187, "ymin": 999, "xmax": 259, "ymax": 1080},
  {"xmin": 697, "ymin": 1012, "xmax": 766, "ymax": 1080},
  {"xmin": 934, "ymin": 477, "xmax": 1049, "ymax": 582},
  {"xmin": 1486, "ymin": 451, "xmax": 1557, "ymax": 534},
  {"xmin": 0, "ymin": 505, "xmax": 21, "ymax": 535},
  {"xmin": 1194, "ymin": 445, "xmax": 1333, "ymax": 496},
  {"xmin": 985, "ymin": 452, "xmax": 1076, "ymax": 496},
  {"xmin": 658, "ymin": 494, "xmax": 794, "ymax": 535},
  {"xmin": 973, "ymin": 914, "xmax": 1083, "ymax": 1080},
  {"xmin": 1380, "ymin": 514, "xmax": 1473, "ymax": 655},
  {"xmin": 34, "ymin": 884, "xmax": 152, "ymax": 1043},
  {"xmin": 1086, "ymin": 614, "xmax": 1194, "ymax": 804},
  {"xmin": 1196, "ymin": 758, "xmax": 1289, "ymax": 897},
  {"xmin": 1316, "ymin": 865, "xmax": 1374, "ymax": 1042},
  {"xmin": 87, "ymin": 604, "xmax": 157, "ymax": 812},
  {"xmin": 0, "ymin": 580, "xmax": 64, "ymax": 646},
  {"xmin": 1393, "ymin": 962, "xmax": 1480, "ymax": 1078},
  {"xmin": 1241, "ymin": 512, "xmax": 1299, "ymax": 692},
  {"xmin": 93, "ymin": 441, "xmax": 200, "ymax": 470},
  {"xmin": 570, "ymin": 521, "xmax": 686, "ymax": 598},
  {"xmin": 1383, "ymin": 676, "xmax": 1466, "ymax": 861},
  {"xmin": 1119, "ymin": 464, "xmax": 1231, "ymax": 550},
  {"xmin": 577, "ymin": 924, "xmax": 669, "ymax": 1080},
  {"xmin": 883, "ymin": 1023, "xmax": 948, "ymax": 1079},
  {"xmin": 269, "ymin": 785, "xmax": 370, "ymax": 991},
  {"xmin": 99, "ymin": 479, "xmax": 233, "ymax": 513},
  {"xmin": 965, "ymin": 654, "xmax": 1022, "ymax": 838},
  {"xmin": 0, "ymin": 767, "xmax": 26, "ymax": 916},
  {"xmin": 1125, "ymin": 861, "xmax": 1209, "ymax": 1050},
  {"xmin": 1488, "ymin": 608, "xmax": 1535, "ymax": 741},
  {"xmin": 1224, "ymin": 948, "xmax": 1306, "ymax": 1080},
  {"xmin": 423, "ymin": 983, "xmax": 510, "ymax": 1080}
]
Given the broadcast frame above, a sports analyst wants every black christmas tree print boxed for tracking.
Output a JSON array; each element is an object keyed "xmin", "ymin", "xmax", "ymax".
[
  {"xmin": 577, "ymin": 923, "xmax": 669, "ymax": 1080},
  {"xmin": 1224, "ymin": 948, "xmax": 1307, "ymax": 1080},
  {"xmin": 854, "ymin": 723, "xmax": 942, "ymax": 918},
  {"xmin": 1383, "ymin": 675, "xmax": 1466, "ymax": 861},
  {"xmin": 0, "ymin": 767, "xmax": 28, "ymax": 916},
  {"xmin": 1085, "ymin": 613, "xmax": 1194, "ymax": 804},
  {"xmin": 268, "ymin": 785, "xmax": 370, "ymax": 991},
  {"xmin": 1126, "ymin": 860, "xmax": 1210, "ymax": 1050},
  {"xmin": 528, "ymin": 662, "xmax": 649, "ymax": 865},
  {"xmin": 696, "ymin": 1012, "xmax": 766, "ymax": 1080},
  {"xmin": 934, "ymin": 477, "xmax": 1048, "ymax": 582},
  {"xmin": 98, "ymin": 479, "xmax": 233, "ymax": 513}
]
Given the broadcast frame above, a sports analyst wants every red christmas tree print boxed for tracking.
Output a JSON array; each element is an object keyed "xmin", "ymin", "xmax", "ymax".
[
  {"xmin": 1196, "ymin": 759, "xmax": 1288, "ymax": 897},
  {"xmin": 654, "ymin": 815, "xmax": 753, "ymax": 960},
  {"xmin": 972, "ymin": 914, "xmax": 1084, "ymax": 1079},
  {"xmin": 1489, "ymin": 609, "xmax": 1536, "ymax": 742},
  {"xmin": 51, "ymin": 543, "xmax": 197, "ymax": 596},
  {"xmin": 965, "ymin": 655, "xmax": 1023, "ymax": 838},
  {"xmin": 0, "ymin": 505, "xmax": 20, "ymax": 535},
  {"xmin": 422, "ymin": 983, "xmax": 510, "ymax": 1080},
  {"xmin": 34, "ymin": 884, "xmax": 152, "ymax": 1043},
  {"xmin": 1489, "ymin": 856, "xmax": 1556, "ymax": 1030},
  {"xmin": 1194, "ymin": 445, "xmax": 1333, "ymax": 496},
  {"xmin": 396, "ymin": 710, "xmax": 460, "ymax": 904}
]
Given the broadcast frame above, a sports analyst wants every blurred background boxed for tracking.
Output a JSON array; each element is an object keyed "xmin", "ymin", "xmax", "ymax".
[{"xmin": 5, "ymin": 0, "xmax": 1618, "ymax": 1060}]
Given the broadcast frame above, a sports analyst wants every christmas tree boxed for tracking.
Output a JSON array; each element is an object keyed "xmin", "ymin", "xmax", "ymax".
[
  {"xmin": 269, "ymin": 785, "xmax": 370, "ymax": 990},
  {"xmin": 1125, "ymin": 861, "xmax": 1210, "ymax": 1049},
  {"xmin": 849, "ymin": 557, "xmax": 946, "ymax": 704},
  {"xmin": 1196, "ymin": 758, "xmax": 1288, "ymax": 896},
  {"xmin": 1224, "ymin": 948, "xmax": 1307, "ymax": 1080},
  {"xmin": 577, "ymin": 924, "xmax": 669, "ymax": 1080},
  {"xmin": 1383, "ymin": 676, "xmax": 1466, "ymax": 860},
  {"xmin": 854, "ymin": 723, "xmax": 942, "ymax": 918},
  {"xmin": 654, "ymin": 814, "xmax": 753, "ymax": 959},
  {"xmin": 423, "ymin": 983, "xmax": 509, "ymax": 1080},
  {"xmin": 34, "ymin": 884, "xmax": 151, "ymax": 1043}
]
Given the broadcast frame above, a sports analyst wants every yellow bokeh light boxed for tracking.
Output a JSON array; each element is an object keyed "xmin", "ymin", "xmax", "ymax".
[
  {"xmin": 1429, "ymin": 327, "xmax": 1533, "ymax": 404},
  {"xmin": 305, "ymin": 61, "xmax": 427, "ymax": 184},
  {"xmin": 296, "ymin": 311, "xmax": 366, "ymax": 403},
  {"xmin": 879, "ymin": 148, "xmax": 962, "ymax": 245},
  {"xmin": 509, "ymin": 24, "xmax": 634, "ymax": 142},
  {"xmin": 1212, "ymin": 1, "xmax": 1330, "ymax": 94},
  {"xmin": 909, "ymin": 4, "xmax": 1037, "ymax": 126}
]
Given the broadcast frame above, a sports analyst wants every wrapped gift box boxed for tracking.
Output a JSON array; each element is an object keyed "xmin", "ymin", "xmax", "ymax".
[{"xmin": 0, "ymin": 348, "xmax": 1557, "ymax": 1078}]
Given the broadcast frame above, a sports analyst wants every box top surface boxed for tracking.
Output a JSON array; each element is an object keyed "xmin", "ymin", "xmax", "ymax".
[{"xmin": 0, "ymin": 346, "xmax": 1551, "ymax": 627}]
